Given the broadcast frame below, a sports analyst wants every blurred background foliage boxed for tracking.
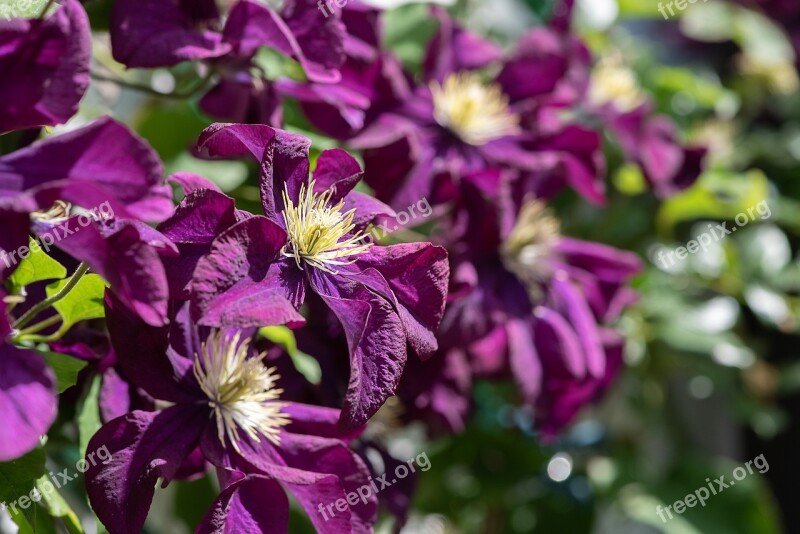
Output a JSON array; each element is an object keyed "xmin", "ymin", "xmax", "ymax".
[{"xmin": 6, "ymin": 0, "xmax": 800, "ymax": 532}]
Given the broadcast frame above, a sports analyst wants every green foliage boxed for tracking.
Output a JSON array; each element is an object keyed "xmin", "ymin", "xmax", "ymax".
[
  {"xmin": 41, "ymin": 352, "xmax": 88, "ymax": 393},
  {"xmin": 8, "ymin": 239, "xmax": 67, "ymax": 292},
  {"xmin": 46, "ymin": 274, "xmax": 106, "ymax": 337}
]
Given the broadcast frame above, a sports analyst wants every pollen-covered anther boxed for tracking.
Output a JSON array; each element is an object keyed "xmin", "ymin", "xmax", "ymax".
[
  {"xmin": 31, "ymin": 200, "xmax": 72, "ymax": 222},
  {"xmin": 281, "ymin": 180, "xmax": 372, "ymax": 274},
  {"xmin": 431, "ymin": 72, "xmax": 521, "ymax": 145},
  {"xmin": 501, "ymin": 200, "xmax": 561, "ymax": 302},
  {"xmin": 193, "ymin": 331, "xmax": 290, "ymax": 453}
]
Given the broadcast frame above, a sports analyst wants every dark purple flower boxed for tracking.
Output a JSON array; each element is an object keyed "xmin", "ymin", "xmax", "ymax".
[
  {"xmin": 336, "ymin": 8, "xmax": 607, "ymax": 210},
  {"xmin": 411, "ymin": 183, "xmax": 641, "ymax": 436},
  {"xmin": 0, "ymin": 0, "xmax": 91, "ymax": 133},
  {"xmin": 0, "ymin": 117, "xmax": 176, "ymax": 325},
  {"xmin": 86, "ymin": 298, "xmax": 377, "ymax": 534},
  {"xmin": 0, "ymin": 291, "xmax": 57, "ymax": 461},
  {"xmin": 182, "ymin": 124, "xmax": 449, "ymax": 429}
]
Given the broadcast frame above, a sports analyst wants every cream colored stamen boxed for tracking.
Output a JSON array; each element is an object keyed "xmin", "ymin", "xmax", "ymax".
[
  {"xmin": 431, "ymin": 72, "xmax": 521, "ymax": 146},
  {"xmin": 281, "ymin": 180, "xmax": 372, "ymax": 274},
  {"xmin": 501, "ymin": 200, "xmax": 561, "ymax": 302},
  {"xmin": 193, "ymin": 331, "xmax": 290, "ymax": 453}
]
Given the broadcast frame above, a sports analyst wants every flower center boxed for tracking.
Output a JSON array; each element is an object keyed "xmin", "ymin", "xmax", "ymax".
[
  {"xmin": 31, "ymin": 200, "xmax": 72, "ymax": 223},
  {"xmin": 430, "ymin": 72, "xmax": 521, "ymax": 146},
  {"xmin": 281, "ymin": 180, "xmax": 372, "ymax": 274},
  {"xmin": 588, "ymin": 55, "xmax": 645, "ymax": 112},
  {"xmin": 193, "ymin": 331, "xmax": 290, "ymax": 453},
  {"xmin": 501, "ymin": 200, "xmax": 561, "ymax": 302}
]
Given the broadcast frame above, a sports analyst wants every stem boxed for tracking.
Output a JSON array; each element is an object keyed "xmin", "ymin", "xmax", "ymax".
[
  {"xmin": 16, "ymin": 315, "xmax": 61, "ymax": 337},
  {"xmin": 38, "ymin": 0, "xmax": 56, "ymax": 19},
  {"xmin": 12, "ymin": 262, "xmax": 89, "ymax": 331},
  {"xmin": 91, "ymin": 71, "xmax": 214, "ymax": 100}
]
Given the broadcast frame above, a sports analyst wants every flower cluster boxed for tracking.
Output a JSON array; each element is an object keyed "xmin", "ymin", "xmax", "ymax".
[{"xmin": 0, "ymin": 1, "xmax": 705, "ymax": 532}]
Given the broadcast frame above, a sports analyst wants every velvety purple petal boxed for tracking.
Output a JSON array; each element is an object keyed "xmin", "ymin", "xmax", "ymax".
[
  {"xmin": 362, "ymin": 135, "xmax": 438, "ymax": 212},
  {"xmin": 280, "ymin": 0, "xmax": 346, "ymax": 83},
  {"xmin": 0, "ymin": 0, "xmax": 91, "ymax": 132},
  {"xmin": 0, "ymin": 117, "xmax": 173, "ymax": 223},
  {"xmin": 355, "ymin": 243, "xmax": 449, "ymax": 358},
  {"xmin": 99, "ymin": 367, "xmax": 132, "ymax": 423},
  {"xmin": 0, "ymin": 344, "xmax": 56, "ymax": 461},
  {"xmin": 85, "ymin": 406, "xmax": 208, "ymax": 534},
  {"xmin": 224, "ymin": 0, "xmax": 344, "ymax": 83},
  {"xmin": 198, "ymin": 472, "xmax": 289, "ymax": 534},
  {"xmin": 553, "ymin": 238, "xmax": 642, "ymax": 282},
  {"xmin": 199, "ymin": 76, "xmax": 283, "ymax": 126},
  {"xmin": 111, "ymin": 0, "xmax": 230, "ymax": 68},
  {"xmin": 342, "ymin": 191, "xmax": 396, "ymax": 230},
  {"xmin": 158, "ymin": 189, "xmax": 238, "ymax": 297},
  {"xmin": 38, "ymin": 218, "xmax": 170, "ymax": 326},
  {"xmin": 191, "ymin": 217, "xmax": 306, "ymax": 328},
  {"xmin": 281, "ymin": 403, "xmax": 363, "ymax": 442},
  {"xmin": 309, "ymin": 269, "xmax": 407, "ymax": 429},
  {"xmin": 105, "ymin": 294, "xmax": 201, "ymax": 403},
  {"xmin": 506, "ymin": 318, "xmax": 541, "ymax": 403},
  {"xmin": 168, "ymin": 172, "xmax": 222, "ymax": 194},
  {"xmin": 533, "ymin": 305, "xmax": 585, "ymax": 379},
  {"xmin": 312, "ymin": 148, "xmax": 363, "ymax": 202},
  {"xmin": 497, "ymin": 29, "xmax": 571, "ymax": 102},
  {"xmin": 423, "ymin": 7, "xmax": 503, "ymax": 82},
  {"xmin": 550, "ymin": 275, "xmax": 604, "ymax": 378},
  {"xmin": 196, "ymin": 123, "xmax": 310, "ymax": 221}
]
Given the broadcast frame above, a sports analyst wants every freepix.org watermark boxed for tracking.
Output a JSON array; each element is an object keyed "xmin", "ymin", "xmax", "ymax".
[
  {"xmin": 0, "ymin": 201, "xmax": 114, "ymax": 270},
  {"xmin": 359, "ymin": 197, "xmax": 433, "ymax": 245},
  {"xmin": 655, "ymin": 453, "xmax": 769, "ymax": 523},
  {"xmin": 657, "ymin": 0, "xmax": 709, "ymax": 20},
  {"xmin": 0, "ymin": 445, "xmax": 113, "ymax": 516},
  {"xmin": 654, "ymin": 200, "xmax": 770, "ymax": 269},
  {"xmin": 317, "ymin": 451, "xmax": 432, "ymax": 522}
]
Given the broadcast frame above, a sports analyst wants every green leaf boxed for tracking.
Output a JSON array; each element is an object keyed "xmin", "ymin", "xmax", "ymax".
[
  {"xmin": 77, "ymin": 375, "xmax": 102, "ymax": 460},
  {"xmin": 8, "ymin": 238, "xmax": 67, "ymax": 291},
  {"xmin": 0, "ymin": 447, "xmax": 46, "ymax": 504},
  {"xmin": 41, "ymin": 352, "xmax": 88, "ymax": 394},
  {"xmin": 260, "ymin": 326, "xmax": 322, "ymax": 385},
  {"xmin": 35, "ymin": 476, "xmax": 84, "ymax": 534},
  {"xmin": 47, "ymin": 274, "xmax": 107, "ymax": 337}
]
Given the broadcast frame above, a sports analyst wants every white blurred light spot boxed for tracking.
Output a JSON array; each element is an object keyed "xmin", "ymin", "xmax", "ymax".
[
  {"xmin": 547, "ymin": 453, "xmax": 573, "ymax": 482},
  {"xmin": 712, "ymin": 342, "xmax": 756, "ymax": 369},
  {"xmin": 689, "ymin": 375, "xmax": 714, "ymax": 399},
  {"xmin": 576, "ymin": 0, "xmax": 618, "ymax": 31},
  {"xmin": 151, "ymin": 71, "xmax": 176, "ymax": 94}
]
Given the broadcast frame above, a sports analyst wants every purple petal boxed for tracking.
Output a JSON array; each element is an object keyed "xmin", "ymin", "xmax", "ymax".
[
  {"xmin": 111, "ymin": 0, "xmax": 230, "ymax": 68},
  {"xmin": 85, "ymin": 406, "xmax": 208, "ymax": 534},
  {"xmin": 191, "ymin": 217, "xmax": 306, "ymax": 328},
  {"xmin": 423, "ymin": 7, "xmax": 503, "ymax": 82},
  {"xmin": 0, "ymin": 344, "xmax": 56, "ymax": 461},
  {"xmin": 309, "ymin": 269, "xmax": 407, "ymax": 429},
  {"xmin": 355, "ymin": 243, "xmax": 449, "ymax": 358},
  {"xmin": 168, "ymin": 172, "xmax": 222, "ymax": 194},
  {"xmin": 158, "ymin": 188, "xmax": 238, "ymax": 298},
  {"xmin": 506, "ymin": 318, "xmax": 542, "ymax": 403},
  {"xmin": 549, "ymin": 275, "xmax": 604, "ymax": 378},
  {"xmin": 198, "ymin": 472, "xmax": 289, "ymax": 534},
  {"xmin": 312, "ymin": 148, "xmax": 363, "ymax": 202},
  {"xmin": 0, "ymin": 117, "xmax": 173, "ymax": 223},
  {"xmin": 199, "ymin": 76, "xmax": 284, "ymax": 126},
  {"xmin": 99, "ymin": 367, "xmax": 132, "ymax": 423},
  {"xmin": 0, "ymin": 0, "xmax": 91, "ymax": 132}
]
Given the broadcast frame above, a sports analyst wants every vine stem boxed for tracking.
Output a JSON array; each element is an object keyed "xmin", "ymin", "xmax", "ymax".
[
  {"xmin": 12, "ymin": 262, "xmax": 90, "ymax": 331},
  {"xmin": 38, "ymin": 0, "xmax": 56, "ymax": 19},
  {"xmin": 91, "ymin": 71, "xmax": 214, "ymax": 100}
]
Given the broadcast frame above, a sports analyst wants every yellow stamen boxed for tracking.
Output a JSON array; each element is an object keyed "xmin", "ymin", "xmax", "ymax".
[
  {"xmin": 430, "ymin": 72, "xmax": 521, "ymax": 146},
  {"xmin": 501, "ymin": 200, "xmax": 561, "ymax": 302},
  {"xmin": 281, "ymin": 180, "xmax": 372, "ymax": 274},
  {"xmin": 193, "ymin": 331, "xmax": 290, "ymax": 453}
]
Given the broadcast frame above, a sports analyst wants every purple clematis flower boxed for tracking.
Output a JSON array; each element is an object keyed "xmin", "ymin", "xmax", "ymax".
[
  {"xmin": 335, "ymin": 8, "xmax": 608, "ymax": 211},
  {"xmin": 410, "ymin": 181, "xmax": 641, "ymax": 436},
  {"xmin": 181, "ymin": 124, "xmax": 449, "ymax": 429},
  {"xmin": 0, "ymin": 0, "xmax": 91, "ymax": 133},
  {"xmin": 0, "ymin": 290, "xmax": 57, "ymax": 461},
  {"xmin": 0, "ymin": 117, "xmax": 176, "ymax": 324},
  {"xmin": 86, "ymin": 298, "xmax": 377, "ymax": 534}
]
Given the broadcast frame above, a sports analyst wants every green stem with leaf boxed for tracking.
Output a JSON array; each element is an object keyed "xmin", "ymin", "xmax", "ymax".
[{"xmin": 12, "ymin": 262, "xmax": 89, "ymax": 331}]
